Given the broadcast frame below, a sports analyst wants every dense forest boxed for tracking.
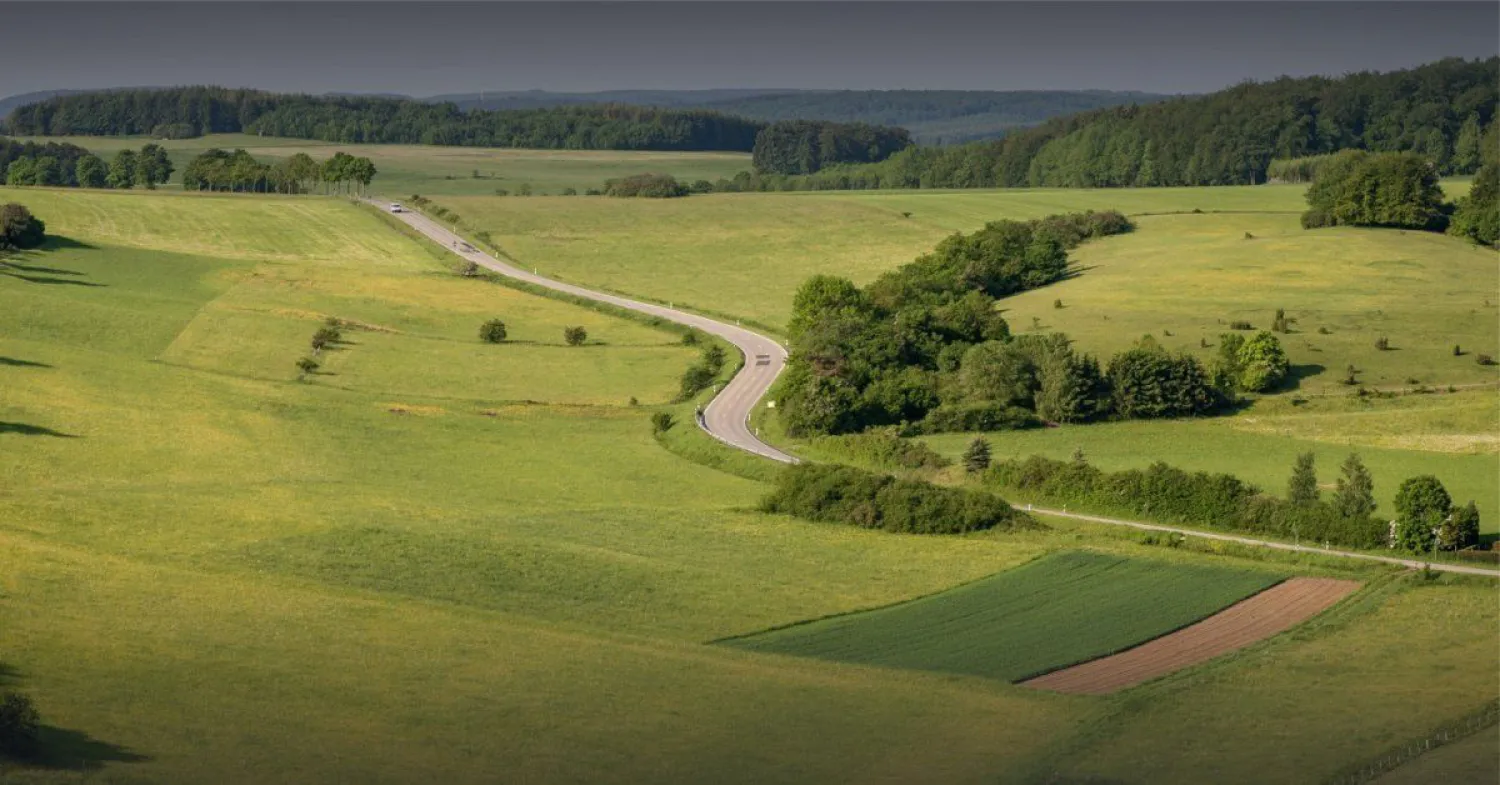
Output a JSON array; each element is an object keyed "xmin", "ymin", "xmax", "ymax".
[
  {"xmin": 751, "ymin": 120, "xmax": 912, "ymax": 175},
  {"xmin": 751, "ymin": 57, "xmax": 1498, "ymax": 190},
  {"xmin": 2, "ymin": 87, "xmax": 767, "ymax": 152}
]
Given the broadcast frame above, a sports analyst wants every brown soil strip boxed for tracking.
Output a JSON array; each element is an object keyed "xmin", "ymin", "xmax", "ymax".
[{"xmin": 1022, "ymin": 577, "xmax": 1360, "ymax": 695}]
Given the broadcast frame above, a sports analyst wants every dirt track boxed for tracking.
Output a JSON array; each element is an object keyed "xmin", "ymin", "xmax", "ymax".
[{"xmin": 1022, "ymin": 577, "xmax": 1361, "ymax": 695}]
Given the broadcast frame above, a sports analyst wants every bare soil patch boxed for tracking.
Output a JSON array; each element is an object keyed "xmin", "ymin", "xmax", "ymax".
[{"xmin": 1023, "ymin": 577, "xmax": 1360, "ymax": 695}]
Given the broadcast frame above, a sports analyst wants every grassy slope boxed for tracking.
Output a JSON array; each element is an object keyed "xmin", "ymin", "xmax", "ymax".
[
  {"xmin": 0, "ymin": 186, "xmax": 1494, "ymax": 784},
  {"xmin": 723, "ymin": 551, "xmax": 1284, "ymax": 682},
  {"xmin": 15, "ymin": 134, "xmax": 751, "ymax": 197}
]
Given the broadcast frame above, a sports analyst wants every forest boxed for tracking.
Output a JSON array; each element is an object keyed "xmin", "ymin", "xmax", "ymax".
[
  {"xmin": 750, "ymin": 57, "xmax": 1498, "ymax": 190},
  {"xmin": 2, "ymin": 87, "xmax": 767, "ymax": 152},
  {"xmin": 751, "ymin": 120, "xmax": 912, "ymax": 175}
]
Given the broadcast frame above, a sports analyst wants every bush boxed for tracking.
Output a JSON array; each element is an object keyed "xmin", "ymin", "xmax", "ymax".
[
  {"xmin": 479, "ymin": 319, "xmax": 508, "ymax": 343},
  {"xmin": 563, "ymin": 326, "xmax": 588, "ymax": 346},
  {"xmin": 650, "ymin": 411, "xmax": 675, "ymax": 433},
  {"xmin": 761, "ymin": 463, "xmax": 1033, "ymax": 535},
  {"xmin": 295, "ymin": 356, "xmax": 320, "ymax": 377},
  {"xmin": 1374, "ymin": 336, "xmax": 1390, "ymax": 351},
  {"xmin": 0, "ymin": 691, "xmax": 40, "ymax": 758},
  {"xmin": 560, "ymin": 187, "xmax": 578, "ymax": 196},
  {"xmin": 602, "ymin": 173, "xmax": 689, "ymax": 198},
  {"xmin": 812, "ymin": 428, "xmax": 949, "ymax": 471},
  {"xmin": 1228, "ymin": 320, "xmax": 1253, "ymax": 330},
  {"xmin": 962, "ymin": 437, "xmax": 991, "ymax": 473},
  {"xmin": 1478, "ymin": 354, "xmax": 1496, "ymax": 366},
  {"xmin": 918, "ymin": 402, "xmax": 1040, "ymax": 434},
  {"xmin": 0, "ymin": 203, "xmax": 46, "ymax": 250},
  {"xmin": 310, "ymin": 325, "xmax": 341, "ymax": 351},
  {"xmin": 458, "ymin": 259, "xmax": 480, "ymax": 277}
]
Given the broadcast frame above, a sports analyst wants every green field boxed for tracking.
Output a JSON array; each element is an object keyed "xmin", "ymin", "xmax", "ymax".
[
  {"xmin": 723, "ymin": 551, "xmax": 1286, "ymax": 682},
  {"xmin": 0, "ymin": 185, "xmax": 1495, "ymax": 784},
  {"xmin": 16, "ymin": 134, "xmax": 752, "ymax": 197}
]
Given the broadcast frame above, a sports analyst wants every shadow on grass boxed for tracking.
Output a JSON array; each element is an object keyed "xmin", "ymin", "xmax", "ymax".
[
  {"xmin": 0, "ymin": 270, "xmax": 105, "ymax": 287},
  {"xmin": 37, "ymin": 235, "xmax": 95, "ymax": 252},
  {"xmin": 0, "ymin": 357, "xmax": 51, "ymax": 368},
  {"xmin": 17, "ymin": 726, "xmax": 151, "ymax": 769},
  {"xmin": 1283, "ymin": 363, "xmax": 1327, "ymax": 391},
  {"xmin": 0, "ymin": 422, "xmax": 78, "ymax": 438}
]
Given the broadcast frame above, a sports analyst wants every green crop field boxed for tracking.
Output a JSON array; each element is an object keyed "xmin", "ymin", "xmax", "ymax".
[
  {"xmin": 15, "ymin": 134, "xmax": 753, "ymax": 197},
  {"xmin": 0, "ymin": 184, "xmax": 1495, "ymax": 784},
  {"xmin": 723, "ymin": 551, "xmax": 1286, "ymax": 682}
]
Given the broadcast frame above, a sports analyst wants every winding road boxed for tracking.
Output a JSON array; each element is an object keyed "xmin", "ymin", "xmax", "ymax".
[
  {"xmin": 376, "ymin": 200, "xmax": 1494, "ymax": 578},
  {"xmin": 377, "ymin": 201, "xmax": 798, "ymax": 463}
]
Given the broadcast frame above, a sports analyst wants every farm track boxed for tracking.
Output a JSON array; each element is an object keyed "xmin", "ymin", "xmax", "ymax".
[{"xmin": 1023, "ymin": 577, "xmax": 1361, "ymax": 694}]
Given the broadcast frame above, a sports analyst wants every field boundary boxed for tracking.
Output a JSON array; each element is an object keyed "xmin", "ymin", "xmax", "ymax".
[{"xmin": 1323, "ymin": 698, "xmax": 1500, "ymax": 785}]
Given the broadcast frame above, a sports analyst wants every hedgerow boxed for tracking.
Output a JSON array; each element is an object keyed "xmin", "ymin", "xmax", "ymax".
[{"xmin": 761, "ymin": 463, "xmax": 1034, "ymax": 535}]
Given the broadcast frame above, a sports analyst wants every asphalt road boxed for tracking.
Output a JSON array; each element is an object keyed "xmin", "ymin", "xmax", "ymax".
[
  {"xmin": 374, "ymin": 201, "xmax": 1494, "ymax": 578},
  {"xmin": 375, "ymin": 202, "xmax": 799, "ymax": 463}
]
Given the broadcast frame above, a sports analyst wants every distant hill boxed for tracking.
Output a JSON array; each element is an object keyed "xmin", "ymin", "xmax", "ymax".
[{"xmin": 433, "ymin": 89, "xmax": 1170, "ymax": 145}]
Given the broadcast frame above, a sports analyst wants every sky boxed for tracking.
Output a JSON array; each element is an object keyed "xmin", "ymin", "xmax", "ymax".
[{"xmin": 0, "ymin": 1, "xmax": 1496, "ymax": 99}]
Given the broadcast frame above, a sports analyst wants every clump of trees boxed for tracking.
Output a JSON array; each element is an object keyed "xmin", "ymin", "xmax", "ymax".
[
  {"xmin": 751, "ymin": 120, "xmax": 912, "ymax": 175},
  {"xmin": 602, "ymin": 173, "xmax": 688, "ymax": 198},
  {"xmin": 181, "ymin": 149, "xmax": 375, "ymax": 194},
  {"xmin": 1449, "ymin": 160, "xmax": 1499, "ymax": 246},
  {"xmin": 1211, "ymin": 331, "xmax": 1291, "ymax": 393},
  {"xmin": 1393, "ymin": 475, "xmax": 1481, "ymax": 552},
  {"xmin": 1, "ymin": 138, "xmax": 170, "ymax": 189},
  {"xmin": 772, "ymin": 211, "xmax": 1136, "ymax": 437},
  {"xmin": 761, "ymin": 462, "xmax": 1034, "ymax": 535},
  {"xmin": 0, "ymin": 203, "xmax": 46, "ymax": 250},
  {"xmin": 1300, "ymin": 150, "xmax": 1447, "ymax": 231}
]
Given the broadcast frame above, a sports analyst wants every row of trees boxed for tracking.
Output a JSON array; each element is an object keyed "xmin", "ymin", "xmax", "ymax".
[
  {"xmin": 0, "ymin": 138, "xmax": 171, "ymax": 189},
  {"xmin": 773, "ymin": 211, "xmax": 1153, "ymax": 437},
  {"xmin": 745, "ymin": 57, "xmax": 1498, "ymax": 190},
  {"xmin": 4, "ymin": 87, "xmax": 768, "ymax": 152},
  {"xmin": 750, "ymin": 120, "xmax": 912, "ymax": 175},
  {"xmin": 180, "ymin": 149, "xmax": 376, "ymax": 194}
]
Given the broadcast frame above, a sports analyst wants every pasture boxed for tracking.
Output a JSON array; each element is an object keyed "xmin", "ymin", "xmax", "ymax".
[
  {"xmin": 0, "ymin": 185, "xmax": 1495, "ymax": 784},
  {"xmin": 14, "ymin": 134, "xmax": 753, "ymax": 196},
  {"xmin": 722, "ymin": 551, "xmax": 1286, "ymax": 682}
]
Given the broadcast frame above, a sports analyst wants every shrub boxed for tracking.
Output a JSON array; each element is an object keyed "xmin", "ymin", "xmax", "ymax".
[
  {"xmin": 295, "ymin": 357, "xmax": 320, "ymax": 377},
  {"xmin": 1340, "ymin": 364, "xmax": 1358, "ymax": 385},
  {"xmin": 678, "ymin": 364, "xmax": 717, "ymax": 401},
  {"xmin": 812, "ymin": 428, "xmax": 949, "ymax": 471},
  {"xmin": 1453, "ymin": 344, "xmax": 1463, "ymax": 356},
  {"xmin": 680, "ymin": 331, "xmax": 700, "ymax": 346},
  {"xmin": 458, "ymin": 259, "xmax": 480, "ymax": 277},
  {"xmin": 0, "ymin": 203, "xmax": 46, "ymax": 250},
  {"xmin": 919, "ymin": 402, "xmax": 1041, "ymax": 434},
  {"xmin": 602, "ymin": 173, "xmax": 689, "ymax": 198},
  {"xmin": 479, "ymin": 319, "xmax": 508, "ymax": 343},
  {"xmin": 1374, "ymin": 336, "xmax": 1390, "ymax": 351},
  {"xmin": 0, "ymin": 691, "xmax": 40, "ymax": 758},
  {"xmin": 563, "ymin": 326, "xmax": 588, "ymax": 346},
  {"xmin": 650, "ymin": 411, "xmax": 675, "ymax": 433},
  {"xmin": 310, "ymin": 325, "xmax": 341, "ymax": 351},
  {"xmin": 1478, "ymin": 354, "xmax": 1496, "ymax": 366},
  {"xmin": 1394, "ymin": 475, "xmax": 1452, "ymax": 552},
  {"xmin": 560, "ymin": 187, "xmax": 578, "ymax": 196},
  {"xmin": 1053, "ymin": 299, "xmax": 1063, "ymax": 309},
  {"xmin": 761, "ymin": 463, "xmax": 1032, "ymax": 535},
  {"xmin": 1228, "ymin": 320, "xmax": 1253, "ymax": 330}
]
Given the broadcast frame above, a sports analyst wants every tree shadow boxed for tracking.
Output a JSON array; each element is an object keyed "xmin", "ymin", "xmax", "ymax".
[
  {"xmin": 0, "ymin": 422, "xmax": 78, "ymax": 438},
  {"xmin": 1282, "ymin": 363, "xmax": 1327, "ymax": 391},
  {"xmin": 0, "ymin": 270, "xmax": 105, "ymax": 287},
  {"xmin": 37, "ymin": 235, "xmax": 96, "ymax": 251},
  {"xmin": 18, "ymin": 726, "xmax": 151, "ymax": 769},
  {"xmin": 0, "ymin": 357, "xmax": 51, "ymax": 368},
  {"xmin": 2, "ymin": 261, "xmax": 85, "ymax": 276}
]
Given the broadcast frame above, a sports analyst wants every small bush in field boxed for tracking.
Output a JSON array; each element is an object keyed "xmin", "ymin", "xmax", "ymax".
[
  {"xmin": 479, "ymin": 319, "xmax": 508, "ymax": 343},
  {"xmin": 564, "ymin": 326, "xmax": 588, "ymax": 346}
]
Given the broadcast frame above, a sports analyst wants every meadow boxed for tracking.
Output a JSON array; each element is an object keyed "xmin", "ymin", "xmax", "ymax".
[
  {"xmin": 0, "ymin": 185, "xmax": 1494, "ymax": 784},
  {"xmin": 15, "ymin": 134, "xmax": 752, "ymax": 197},
  {"xmin": 722, "ymin": 551, "xmax": 1285, "ymax": 682}
]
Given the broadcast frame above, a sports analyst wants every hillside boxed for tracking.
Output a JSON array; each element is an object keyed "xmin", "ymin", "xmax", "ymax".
[
  {"xmin": 757, "ymin": 57, "xmax": 1499, "ymax": 190},
  {"xmin": 436, "ymin": 89, "xmax": 1170, "ymax": 144}
]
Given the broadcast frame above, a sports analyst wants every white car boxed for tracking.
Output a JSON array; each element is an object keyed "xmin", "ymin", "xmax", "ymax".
[{"xmin": 388, "ymin": 203, "xmax": 404, "ymax": 213}]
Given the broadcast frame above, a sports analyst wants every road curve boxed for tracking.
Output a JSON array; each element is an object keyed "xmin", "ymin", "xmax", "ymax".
[
  {"xmin": 374, "ymin": 201, "xmax": 798, "ymax": 463},
  {"xmin": 370, "ymin": 201, "xmax": 1494, "ymax": 579}
]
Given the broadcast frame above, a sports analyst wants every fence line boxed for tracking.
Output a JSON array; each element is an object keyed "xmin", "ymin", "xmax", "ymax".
[{"xmin": 1323, "ymin": 698, "xmax": 1500, "ymax": 784}]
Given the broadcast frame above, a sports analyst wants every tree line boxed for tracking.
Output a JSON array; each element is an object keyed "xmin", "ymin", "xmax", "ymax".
[
  {"xmin": 181, "ymin": 149, "xmax": 376, "ymax": 194},
  {"xmin": 751, "ymin": 120, "xmax": 912, "ymax": 175},
  {"xmin": 1297, "ymin": 146, "xmax": 1500, "ymax": 246},
  {"xmin": 2, "ymin": 138, "xmax": 172, "ymax": 189},
  {"xmin": 2, "ymin": 87, "xmax": 767, "ymax": 152},
  {"xmin": 740, "ymin": 57, "xmax": 1499, "ymax": 191}
]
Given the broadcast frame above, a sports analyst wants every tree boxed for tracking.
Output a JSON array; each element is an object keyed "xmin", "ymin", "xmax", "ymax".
[
  {"xmin": 1393, "ymin": 475, "xmax": 1452, "ymax": 552},
  {"xmin": 286, "ymin": 153, "xmax": 319, "ymax": 192},
  {"xmin": 1287, "ymin": 452, "xmax": 1319, "ymax": 505},
  {"xmin": 310, "ymin": 325, "xmax": 340, "ymax": 351},
  {"xmin": 1452, "ymin": 114, "xmax": 1484, "ymax": 174},
  {"xmin": 1035, "ymin": 350, "xmax": 1108, "ymax": 423},
  {"xmin": 0, "ymin": 203, "xmax": 46, "ymax": 250},
  {"xmin": 1449, "ymin": 162, "xmax": 1499, "ymax": 246},
  {"xmin": 1107, "ymin": 346, "xmax": 1218, "ymax": 419},
  {"xmin": 962, "ymin": 437, "xmax": 991, "ymax": 474},
  {"xmin": 960, "ymin": 341, "xmax": 1039, "ymax": 408},
  {"xmin": 135, "ymin": 143, "xmax": 173, "ymax": 188},
  {"xmin": 1303, "ymin": 151, "xmax": 1446, "ymax": 231},
  {"xmin": 1439, "ymin": 500, "xmax": 1481, "ymax": 551},
  {"xmin": 1333, "ymin": 453, "xmax": 1376, "ymax": 519},
  {"xmin": 4, "ymin": 157, "xmax": 36, "ymax": 186},
  {"xmin": 75, "ymin": 153, "xmax": 108, "ymax": 188},
  {"xmin": 295, "ymin": 356, "xmax": 320, "ymax": 378},
  {"xmin": 651, "ymin": 411, "xmax": 675, "ymax": 433},
  {"xmin": 1235, "ymin": 331, "xmax": 1290, "ymax": 392},
  {"xmin": 107, "ymin": 149, "xmax": 138, "ymax": 189},
  {"xmin": 479, "ymin": 319, "xmax": 508, "ymax": 343},
  {"xmin": 0, "ymin": 691, "xmax": 40, "ymax": 758},
  {"xmin": 563, "ymin": 326, "xmax": 588, "ymax": 346}
]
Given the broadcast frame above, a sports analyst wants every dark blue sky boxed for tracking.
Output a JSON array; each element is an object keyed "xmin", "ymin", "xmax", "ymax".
[{"xmin": 2, "ymin": 2, "xmax": 1496, "ymax": 98}]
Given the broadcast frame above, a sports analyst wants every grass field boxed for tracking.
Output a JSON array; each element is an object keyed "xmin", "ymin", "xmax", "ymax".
[
  {"xmin": 722, "ymin": 551, "xmax": 1285, "ymax": 682},
  {"xmin": 0, "ymin": 185, "xmax": 1495, "ymax": 784},
  {"xmin": 15, "ymin": 134, "xmax": 752, "ymax": 197}
]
